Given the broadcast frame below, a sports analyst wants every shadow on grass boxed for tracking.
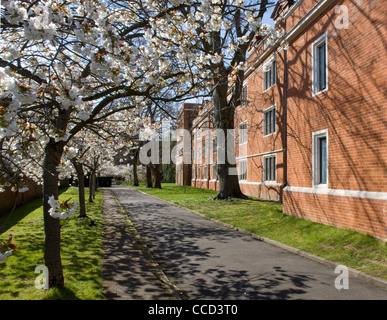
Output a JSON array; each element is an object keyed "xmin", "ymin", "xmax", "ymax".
[
  {"xmin": 0, "ymin": 198, "xmax": 43, "ymax": 236},
  {"xmin": 44, "ymin": 287, "xmax": 81, "ymax": 300},
  {"xmin": 0, "ymin": 188, "xmax": 70, "ymax": 236},
  {"xmin": 208, "ymin": 195, "xmax": 281, "ymax": 206},
  {"xmin": 0, "ymin": 187, "xmax": 105, "ymax": 300}
]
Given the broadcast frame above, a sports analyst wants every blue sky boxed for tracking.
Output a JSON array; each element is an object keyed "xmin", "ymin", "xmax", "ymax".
[
  {"xmin": 262, "ymin": 4, "xmax": 275, "ymax": 26},
  {"xmin": 179, "ymin": 3, "xmax": 277, "ymax": 106}
]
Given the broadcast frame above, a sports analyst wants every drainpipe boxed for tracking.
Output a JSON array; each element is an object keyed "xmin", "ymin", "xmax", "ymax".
[
  {"xmin": 207, "ymin": 110, "xmax": 211, "ymax": 190},
  {"xmin": 281, "ymin": 47, "xmax": 288, "ymax": 203}
]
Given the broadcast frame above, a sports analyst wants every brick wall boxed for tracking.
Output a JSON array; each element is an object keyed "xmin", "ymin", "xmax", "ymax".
[
  {"xmin": 232, "ymin": 32, "xmax": 287, "ymax": 202},
  {"xmin": 283, "ymin": 190, "xmax": 387, "ymax": 240},
  {"xmin": 0, "ymin": 180, "xmax": 42, "ymax": 216},
  {"xmin": 283, "ymin": 0, "xmax": 387, "ymax": 239},
  {"xmin": 177, "ymin": 0, "xmax": 387, "ymax": 240}
]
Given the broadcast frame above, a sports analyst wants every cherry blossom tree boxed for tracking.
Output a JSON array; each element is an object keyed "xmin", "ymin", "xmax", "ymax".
[
  {"xmin": 0, "ymin": 0, "xmax": 280, "ymax": 289},
  {"xmin": 0, "ymin": 0, "xmax": 201, "ymax": 288},
  {"xmin": 145, "ymin": 0, "xmax": 280, "ymax": 198}
]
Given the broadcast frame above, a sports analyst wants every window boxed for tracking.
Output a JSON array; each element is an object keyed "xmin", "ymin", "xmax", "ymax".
[
  {"xmin": 238, "ymin": 159, "xmax": 247, "ymax": 181},
  {"xmin": 241, "ymin": 85, "xmax": 248, "ymax": 107},
  {"xmin": 203, "ymin": 138, "xmax": 208, "ymax": 164},
  {"xmin": 192, "ymin": 166, "xmax": 195, "ymax": 179},
  {"xmin": 197, "ymin": 166, "xmax": 201, "ymax": 179},
  {"xmin": 263, "ymin": 155, "xmax": 276, "ymax": 182},
  {"xmin": 204, "ymin": 166, "xmax": 208, "ymax": 180},
  {"xmin": 212, "ymin": 164, "xmax": 217, "ymax": 180},
  {"xmin": 239, "ymin": 121, "xmax": 247, "ymax": 144},
  {"xmin": 313, "ymin": 130, "xmax": 328, "ymax": 186},
  {"xmin": 263, "ymin": 57, "xmax": 276, "ymax": 91},
  {"xmin": 213, "ymin": 137, "xmax": 217, "ymax": 154},
  {"xmin": 263, "ymin": 105, "xmax": 276, "ymax": 136},
  {"xmin": 312, "ymin": 33, "xmax": 328, "ymax": 95}
]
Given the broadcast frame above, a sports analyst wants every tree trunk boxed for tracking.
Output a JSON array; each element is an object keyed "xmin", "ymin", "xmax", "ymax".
[
  {"xmin": 88, "ymin": 170, "xmax": 95, "ymax": 203},
  {"xmin": 78, "ymin": 169, "xmax": 86, "ymax": 217},
  {"xmin": 153, "ymin": 164, "xmax": 162, "ymax": 189},
  {"xmin": 212, "ymin": 70, "xmax": 244, "ymax": 200},
  {"xmin": 209, "ymin": 28, "xmax": 245, "ymax": 200},
  {"xmin": 42, "ymin": 107, "xmax": 71, "ymax": 288},
  {"xmin": 213, "ymin": 92, "xmax": 244, "ymax": 199},
  {"xmin": 146, "ymin": 165, "xmax": 153, "ymax": 188},
  {"xmin": 72, "ymin": 160, "xmax": 87, "ymax": 217},
  {"xmin": 92, "ymin": 171, "xmax": 96, "ymax": 199},
  {"xmin": 146, "ymin": 105, "xmax": 162, "ymax": 188},
  {"xmin": 88, "ymin": 172, "xmax": 93, "ymax": 202},
  {"xmin": 133, "ymin": 149, "xmax": 139, "ymax": 186},
  {"xmin": 43, "ymin": 140, "xmax": 65, "ymax": 289}
]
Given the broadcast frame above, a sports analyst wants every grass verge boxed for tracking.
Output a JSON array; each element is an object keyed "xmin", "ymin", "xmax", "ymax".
[
  {"xmin": 127, "ymin": 183, "xmax": 387, "ymax": 281},
  {"xmin": 0, "ymin": 187, "xmax": 104, "ymax": 300}
]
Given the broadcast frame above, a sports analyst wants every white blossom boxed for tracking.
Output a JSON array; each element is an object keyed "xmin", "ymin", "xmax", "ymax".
[
  {"xmin": 0, "ymin": 250, "xmax": 13, "ymax": 262},
  {"xmin": 65, "ymin": 147, "xmax": 78, "ymax": 160},
  {"xmin": 48, "ymin": 195, "xmax": 78, "ymax": 220}
]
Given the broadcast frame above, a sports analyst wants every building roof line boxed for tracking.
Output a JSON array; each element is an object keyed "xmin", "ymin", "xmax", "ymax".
[{"xmin": 245, "ymin": 0, "xmax": 337, "ymax": 80}]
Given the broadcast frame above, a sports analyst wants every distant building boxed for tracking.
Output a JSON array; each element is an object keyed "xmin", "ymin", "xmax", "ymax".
[{"xmin": 175, "ymin": 103, "xmax": 200, "ymax": 186}]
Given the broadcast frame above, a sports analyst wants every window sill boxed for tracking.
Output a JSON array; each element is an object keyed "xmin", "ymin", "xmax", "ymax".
[
  {"xmin": 263, "ymin": 83, "xmax": 277, "ymax": 93},
  {"xmin": 312, "ymin": 184, "xmax": 328, "ymax": 189},
  {"xmin": 263, "ymin": 131, "xmax": 276, "ymax": 138},
  {"xmin": 312, "ymin": 87, "xmax": 328, "ymax": 97},
  {"xmin": 263, "ymin": 180, "xmax": 277, "ymax": 185}
]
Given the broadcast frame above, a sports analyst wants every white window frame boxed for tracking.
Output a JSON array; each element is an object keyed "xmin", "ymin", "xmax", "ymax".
[
  {"xmin": 193, "ymin": 132, "xmax": 197, "ymax": 163},
  {"xmin": 239, "ymin": 121, "xmax": 248, "ymax": 145},
  {"xmin": 312, "ymin": 129, "xmax": 328, "ymax": 188},
  {"xmin": 238, "ymin": 158, "xmax": 247, "ymax": 182},
  {"xmin": 312, "ymin": 33, "xmax": 328, "ymax": 96},
  {"xmin": 263, "ymin": 154, "xmax": 276, "ymax": 182},
  {"xmin": 241, "ymin": 84, "xmax": 248, "ymax": 107},
  {"xmin": 263, "ymin": 55, "xmax": 277, "ymax": 92},
  {"xmin": 212, "ymin": 163, "xmax": 217, "ymax": 181},
  {"xmin": 263, "ymin": 104, "xmax": 276, "ymax": 137},
  {"xmin": 197, "ymin": 144, "xmax": 201, "ymax": 165},
  {"xmin": 203, "ymin": 138, "xmax": 208, "ymax": 165},
  {"xmin": 204, "ymin": 165, "xmax": 208, "ymax": 180}
]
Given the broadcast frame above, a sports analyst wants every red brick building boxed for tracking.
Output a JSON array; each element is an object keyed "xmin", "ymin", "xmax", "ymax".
[
  {"xmin": 176, "ymin": 0, "xmax": 387, "ymax": 240},
  {"xmin": 175, "ymin": 103, "xmax": 200, "ymax": 186}
]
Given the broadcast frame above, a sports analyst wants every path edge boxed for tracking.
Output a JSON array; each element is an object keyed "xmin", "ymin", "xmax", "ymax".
[
  {"xmin": 107, "ymin": 189, "xmax": 183, "ymax": 300},
  {"xmin": 130, "ymin": 187, "xmax": 387, "ymax": 292}
]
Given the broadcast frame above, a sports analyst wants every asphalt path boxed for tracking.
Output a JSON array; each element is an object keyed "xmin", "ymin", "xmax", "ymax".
[{"xmin": 107, "ymin": 186, "xmax": 387, "ymax": 300}]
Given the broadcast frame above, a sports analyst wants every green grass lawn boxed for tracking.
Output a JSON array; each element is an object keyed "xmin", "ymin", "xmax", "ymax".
[
  {"xmin": 0, "ymin": 187, "xmax": 104, "ymax": 300},
  {"xmin": 128, "ymin": 183, "xmax": 387, "ymax": 281}
]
